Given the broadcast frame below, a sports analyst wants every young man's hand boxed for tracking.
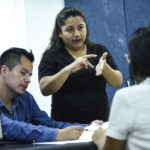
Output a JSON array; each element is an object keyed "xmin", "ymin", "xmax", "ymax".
[{"xmin": 56, "ymin": 126, "xmax": 84, "ymax": 141}]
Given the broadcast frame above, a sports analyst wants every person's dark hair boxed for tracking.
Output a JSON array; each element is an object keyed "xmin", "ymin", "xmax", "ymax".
[
  {"xmin": 46, "ymin": 6, "xmax": 92, "ymax": 51},
  {"xmin": 128, "ymin": 26, "xmax": 150, "ymax": 80},
  {"xmin": 0, "ymin": 47, "xmax": 34, "ymax": 71}
]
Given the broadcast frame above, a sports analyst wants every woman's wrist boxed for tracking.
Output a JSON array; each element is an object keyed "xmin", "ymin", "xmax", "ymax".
[
  {"xmin": 102, "ymin": 62, "xmax": 108, "ymax": 75},
  {"xmin": 64, "ymin": 64, "xmax": 74, "ymax": 75}
]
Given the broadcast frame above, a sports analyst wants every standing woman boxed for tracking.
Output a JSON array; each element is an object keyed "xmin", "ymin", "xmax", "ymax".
[{"xmin": 38, "ymin": 6, "xmax": 122, "ymax": 124}]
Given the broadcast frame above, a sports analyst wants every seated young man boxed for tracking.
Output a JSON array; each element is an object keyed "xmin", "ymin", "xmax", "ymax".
[{"xmin": 0, "ymin": 47, "xmax": 86, "ymax": 142}]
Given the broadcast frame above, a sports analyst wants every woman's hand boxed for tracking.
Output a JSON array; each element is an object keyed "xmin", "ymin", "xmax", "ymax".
[
  {"xmin": 95, "ymin": 52, "xmax": 122, "ymax": 88},
  {"xmin": 90, "ymin": 120, "xmax": 103, "ymax": 125},
  {"xmin": 92, "ymin": 127, "xmax": 106, "ymax": 150},
  {"xmin": 96, "ymin": 52, "xmax": 108, "ymax": 76},
  {"xmin": 68, "ymin": 54, "xmax": 97, "ymax": 73}
]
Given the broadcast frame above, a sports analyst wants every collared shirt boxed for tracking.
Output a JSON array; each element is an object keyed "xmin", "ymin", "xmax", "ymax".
[{"xmin": 0, "ymin": 91, "xmax": 86, "ymax": 142}]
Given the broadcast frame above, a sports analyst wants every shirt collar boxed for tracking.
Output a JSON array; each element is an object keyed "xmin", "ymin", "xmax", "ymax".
[
  {"xmin": 0, "ymin": 96, "xmax": 20, "ymax": 109},
  {"xmin": 0, "ymin": 98, "xmax": 5, "ymax": 107}
]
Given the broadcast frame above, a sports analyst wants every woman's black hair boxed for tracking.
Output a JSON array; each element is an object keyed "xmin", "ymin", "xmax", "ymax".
[
  {"xmin": 46, "ymin": 6, "xmax": 93, "ymax": 51},
  {"xmin": 128, "ymin": 26, "xmax": 150, "ymax": 80}
]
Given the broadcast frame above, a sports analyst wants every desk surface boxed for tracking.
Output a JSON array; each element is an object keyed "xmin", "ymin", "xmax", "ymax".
[{"xmin": 0, "ymin": 141, "xmax": 97, "ymax": 150}]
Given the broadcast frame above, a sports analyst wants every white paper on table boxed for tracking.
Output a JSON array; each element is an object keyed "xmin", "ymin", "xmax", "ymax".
[
  {"xmin": 78, "ymin": 122, "xmax": 109, "ymax": 142},
  {"xmin": 34, "ymin": 122, "xmax": 109, "ymax": 145},
  {"xmin": 34, "ymin": 139, "xmax": 89, "ymax": 145}
]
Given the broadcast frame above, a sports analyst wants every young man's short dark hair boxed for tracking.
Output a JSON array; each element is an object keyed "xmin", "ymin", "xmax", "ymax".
[{"xmin": 0, "ymin": 47, "xmax": 34, "ymax": 71}]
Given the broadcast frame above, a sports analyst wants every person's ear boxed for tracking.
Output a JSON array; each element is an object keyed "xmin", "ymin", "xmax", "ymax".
[
  {"xmin": 1, "ymin": 65, "xmax": 9, "ymax": 76},
  {"xmin": 59, "ymin": 33, "xmax": 62, "ymax": 38}
]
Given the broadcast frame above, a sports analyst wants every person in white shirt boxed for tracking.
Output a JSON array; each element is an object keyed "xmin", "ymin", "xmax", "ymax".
[{"xmin": 92, "ymin": 25, "xmax": 150, "ymax": 150}]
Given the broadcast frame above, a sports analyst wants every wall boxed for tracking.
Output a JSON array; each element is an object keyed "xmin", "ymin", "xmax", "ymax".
[
  {"xmin": 65, "ymin": 0, "xmax": 150, "ymax": 106},
  {"xmin": 0, "ymin": 0, "xmax": 26, "ymax": 52},
  {"xmin": 1, "ymin": 0, "xmax": 150, "ymax": 114},
  {"xmin": 25, "ymin": 0, "xmax": 64, "ymax": 115},
  {"xmin": 0, "ymin": 0, "xmax": 64, "ymax": 116}
]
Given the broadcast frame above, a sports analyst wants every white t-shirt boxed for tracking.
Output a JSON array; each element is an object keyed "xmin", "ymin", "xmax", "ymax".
[{"xmin": 106, "ymin": 77, "xmax": 150, "ymax": 150}]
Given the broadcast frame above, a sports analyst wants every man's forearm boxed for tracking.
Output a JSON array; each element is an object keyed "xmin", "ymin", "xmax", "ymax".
[{"xmin": 2, "ymin": 114, "xmax": 57, "ymax": 142}]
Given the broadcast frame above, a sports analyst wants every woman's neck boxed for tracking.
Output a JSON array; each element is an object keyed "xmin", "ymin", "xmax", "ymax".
[
  {"xmin": 135, "ymin": 73, "xmax": 147, "ymax": 84},
  {"xmin": 66, "ymin": 45, "xmax": 87, "ymax": 59}
]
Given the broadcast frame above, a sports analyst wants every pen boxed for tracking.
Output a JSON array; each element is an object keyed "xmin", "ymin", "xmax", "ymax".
[
  {"xmin": 84, "ymin": 129, "xmax": 95, "ymax": 132},
  {"xmin": 126, "ymin": 80, "xmax": 130, "ymax": 87}
]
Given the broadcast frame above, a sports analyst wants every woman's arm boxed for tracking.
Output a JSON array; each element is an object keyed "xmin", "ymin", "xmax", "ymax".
[
  {"xmin": 40, "ymin": 65, "xmax": 72, "ymax": 96},
  {"xmin": 103, "ymin": 137, "xmax": 125, "ymax": 150},
  {"xmin": 92, "ymin": 128, "xmax": 125, "ymax": 150},
  {"xmin": 40, "ymin": 54, "xmax": 97, "ymax": 96},
  {"xmin": 96, "ymin": 52, "xmax": 122, "ymax": 88},
  {"xmin": 102, "ymin": 63, "xmax": 122, "ymax": 88}
]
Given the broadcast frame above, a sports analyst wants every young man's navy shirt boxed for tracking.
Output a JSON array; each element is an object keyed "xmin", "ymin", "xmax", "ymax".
[{"xmin": 0, "ymin": 91, "xmax": 86, "ymax": 142}]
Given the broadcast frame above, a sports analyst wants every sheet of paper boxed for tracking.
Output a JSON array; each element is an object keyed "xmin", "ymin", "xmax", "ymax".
[
  {"xmin": 101, "ymin": 121, "xmax": 109, "ymax": 129},
  {"xmin": 34, "ymin": 139, "xmax": 89, "ymax": 145},
  {"xmin": 78, "ymin": 122, "xmax": 109, "ymax": 142},
  {"xmin": 34, "ymin": 122, "xmax": 109, "ymax": 145}
]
